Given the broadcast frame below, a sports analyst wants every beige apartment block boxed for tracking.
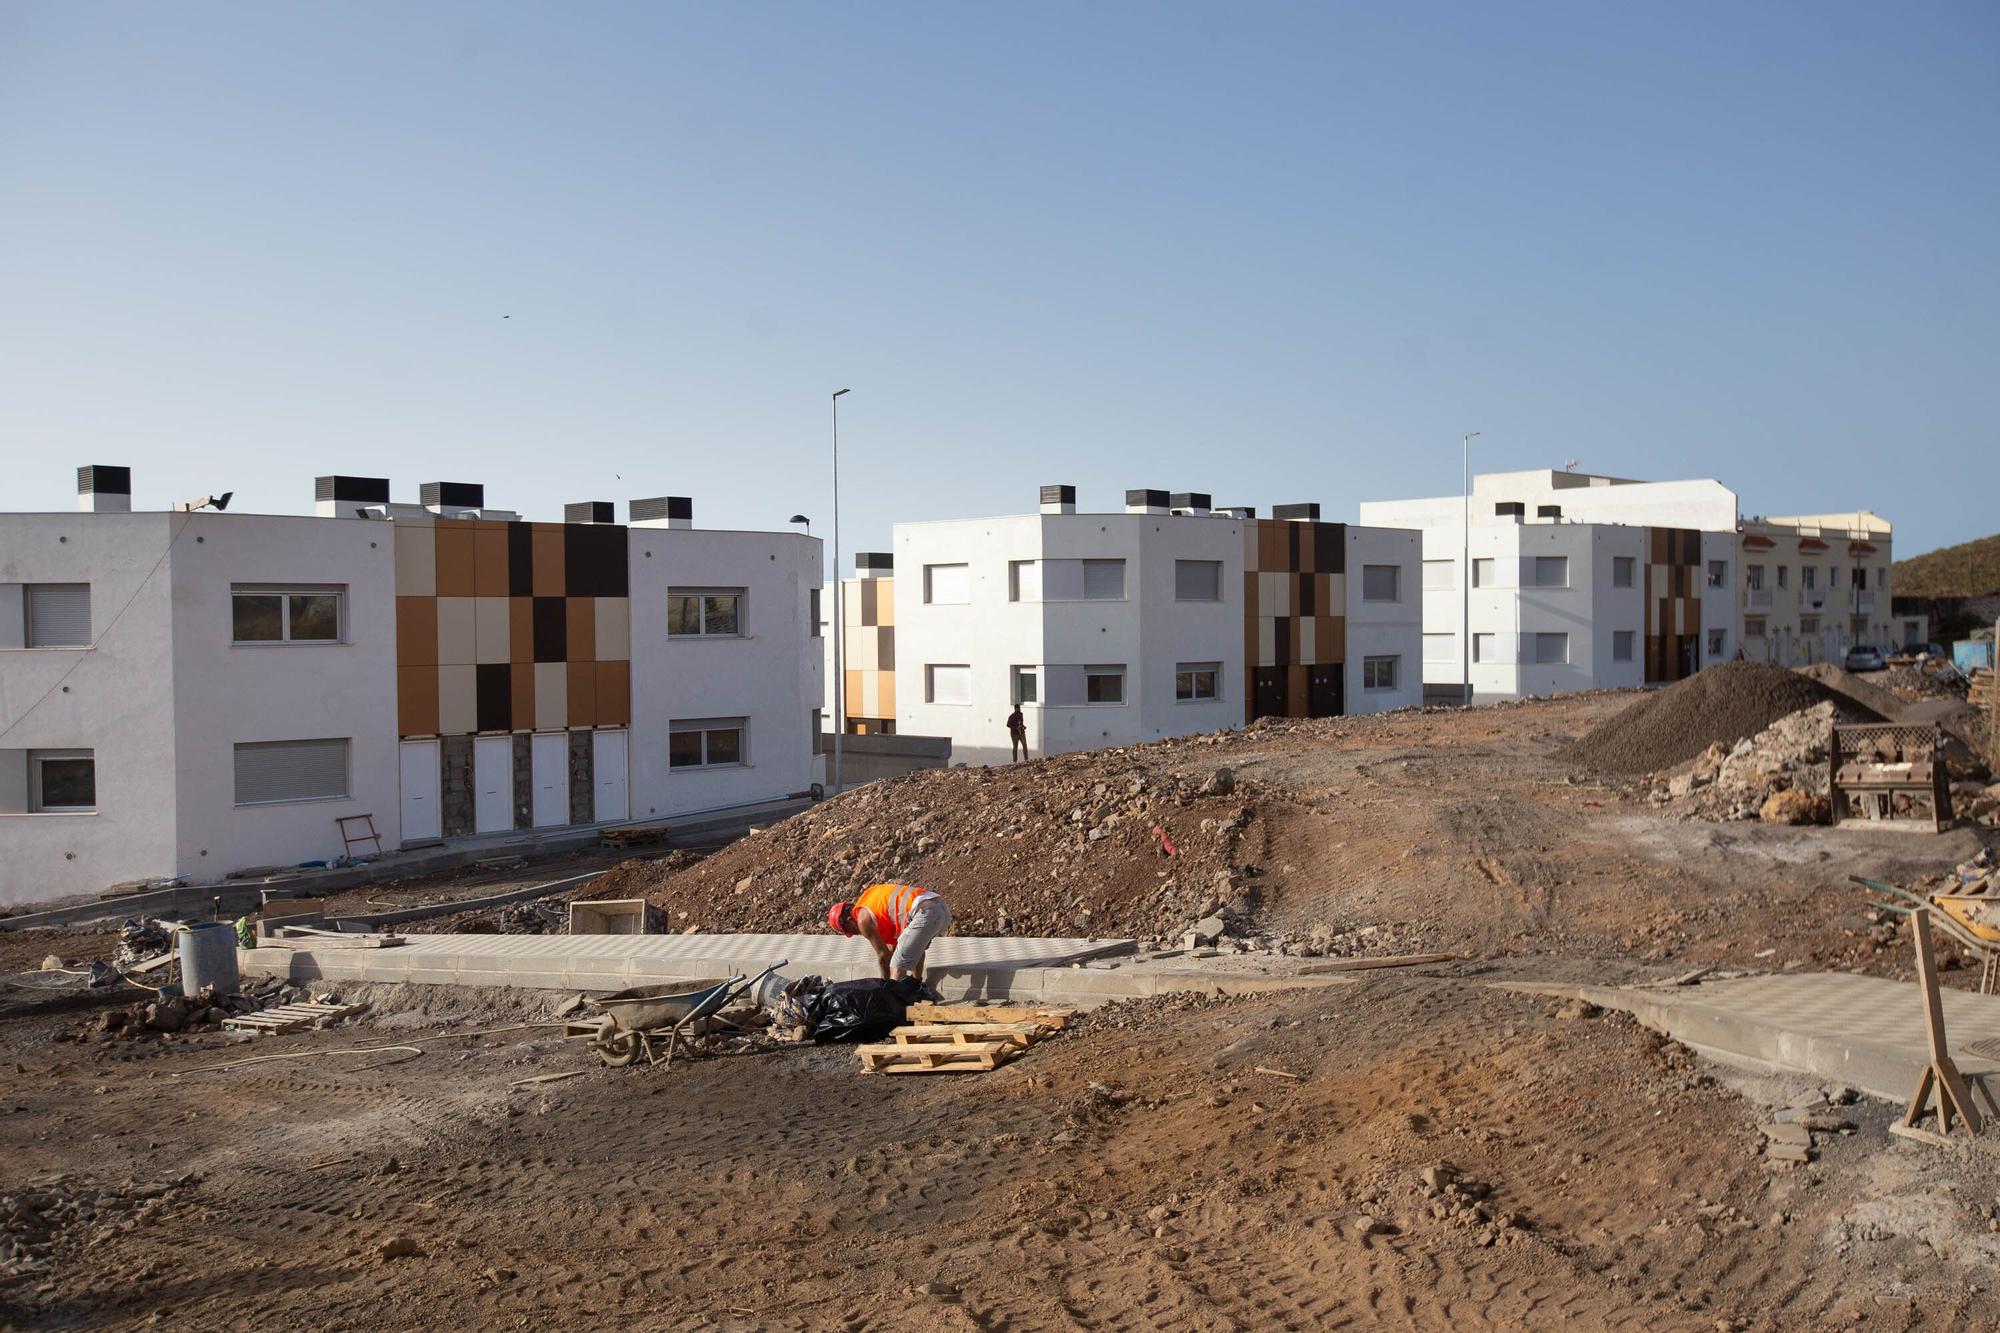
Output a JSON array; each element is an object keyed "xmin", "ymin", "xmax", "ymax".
[{"xmin": 1738, "ymin": 511, "xmax": 1895, "ymax": 665}]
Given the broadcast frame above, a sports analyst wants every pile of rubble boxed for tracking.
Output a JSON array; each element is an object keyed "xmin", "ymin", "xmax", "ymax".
[
  {"xmin": 1, "ymin": 1172, "xmax": 202, "ymax": 1278},
  {"xmin": 1877, "ymin": 654, "xmax": 1969, "ymax": 703},
  {"xmin": 1647, "ymin": 701, "xmax": 1843, "ymax": 824},
  {"xmin": 587, "ymin": 749, "xmax": 1261, "ymax": 945},
  {"xmin": 51, "ymin": 975, "xmax": 356, "ymax": 1043}
]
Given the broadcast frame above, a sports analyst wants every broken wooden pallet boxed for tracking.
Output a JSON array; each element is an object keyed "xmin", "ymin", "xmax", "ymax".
[
  {"xmin": 858, "ymin": 1040, "xmax": 1017, "ymax": 1074},
  {"xmin": 222, "ymin": 1001, "xmax": 366, "ymax": 1034},
  {"xmin": 905, "ymin": 1002, "xmax": 1077, "ymax": 1030},
  {"xmin": 889, "ymin": 1022, "xmax": 1045, "ymax": 1051}
]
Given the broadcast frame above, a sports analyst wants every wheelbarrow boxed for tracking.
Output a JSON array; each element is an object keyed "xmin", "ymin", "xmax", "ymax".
[{"xmin": 584, "ymin": 960, "xmax": 787, "ymax": 1067}]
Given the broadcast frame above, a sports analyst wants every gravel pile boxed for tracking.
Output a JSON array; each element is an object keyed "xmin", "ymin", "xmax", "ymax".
[{"xmin": 1559, "ymin": 662, "xmax": 1874, "ymax": 774}]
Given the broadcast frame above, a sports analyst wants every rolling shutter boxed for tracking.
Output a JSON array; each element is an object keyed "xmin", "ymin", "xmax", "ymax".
[
  {"xmin": 26, "ymin": 584, "xmax": 91, "ymax": 647},
  {"xmin": 234, "ymin": 739, "xmax": 350, "ymax": 805}
]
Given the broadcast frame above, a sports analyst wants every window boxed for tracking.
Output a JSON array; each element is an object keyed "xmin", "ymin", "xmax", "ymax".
[
  {"xmin": 1854, "ymin": 567, "xmax": 1868, "ymax": 590},
  {"xmin": 926, "ymin": 664, "xmax": 971, "ymax": 706},
  {"xmin": 1175, "ymin": 662, "xmax": 1219, "ymax": 701},
  {"xmin": 1828, "ymin": 566, "xmax": 1839, "ymax": 588},
  {"xmin": 1423, "ymin": 632, "xmax": 1456, "ymax": 664},
  {"xmin": 231, "ymin": 585, "xmax": 343, "ymax": 644},
  {"xmin": 1422, "ymin": 560, "xmax": 1456, "ymax": 591},
  {"xmin": 1745, "ymin": 616, "xmax": 1767, "ymax": 638},
  {"xmin": 1084, "ymin": 665, "xmax": 1125, "ymax": 704},
  {"xmin": 1533, "ymin": 632, "xmax": 1569, "ymax": 665},
  {"xmin": 1707, "ymin": 629, "xmax": 1727, "ymax": 658},
  {"xmin": 1706, "ymin": 560, "xmax": 1728, "ymax": 589},
  {"xmin": 1362, "ymin": 656, "xmax": 1399, "ymax": 690},
  {"xmin": 668, "ymin": 588, "xmax": 743, "ymax": 637},
  {"xmin": 1174, "ymin": 560, "xmax": 1222, "ymax": 602},
  {"xmin": 30, "ymin": 750, "xmax": 95, "ymax": 811},
  {"xmin": 1361, "ymin": 565, "xmax": 1401, "ymax": 602},
  {"xmin": 1472, "ymin": 558, "xmax": 1495, "ymax": 588},
  {"xmin": 1803, "ymin": 567, "xmax": 1817, "ymax": 591},
  {"xmin": 24, "ymin": 584, "xmax": 91, "ymax": 647},
  {"xmin": 1611, "ymin": 557, "xmax": 1635, "ymax": 589},
  {"xmin": 1011, "ymin": 666, "xmax": 1038, "ymax": 704},
  {"xmin": 669, "ymin": 718, "xmax": 746, "ymax": 769},
  {"xmin": 1777, "ymin": 566, "xmax": 1789, "ymax": 589},
  {"xmin": 1531, "ymin": 557, "xmax": 1568, "ymax": 589},
  {"xmin": 1800, "ymin": 615, "xmax": 1820, "ymax": 635},
  {"xmin": 234, "ymin": 739, "xmax": 350, "ymax": 806},
  {"xmin": 923, "ymin": 564, "xmax": 970, "ymax": 605},
  {"xmin": 1472, "ymin": 633, "xmax": 1495, "ymax": 663},
  {"xmin": 811, "ymin": 709, "xmax": 823, "ymax": 754},
  {"xmin": 1746, "ymin": 565, "xmax": 1764, "ymax": 592},
  {"xmin": 1009, "ymin": 560, "xmax": 1041, "ymax": 602},
  {"xmin": 1082, "ymin": 559, "xmax": 1125, "ymax": 600},
  {"xmin": 1612, "ymin": 631, "xmax": 1635, "ymax": 662},
  {"xmin": 810, "ymin": 588, "xmax": 822, "ymax": 636}
]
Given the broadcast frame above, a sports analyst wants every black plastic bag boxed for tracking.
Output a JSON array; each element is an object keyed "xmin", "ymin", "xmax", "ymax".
[{"xmin": 808, "ymin": 976, "xmax": 934, "ymax": 1044}]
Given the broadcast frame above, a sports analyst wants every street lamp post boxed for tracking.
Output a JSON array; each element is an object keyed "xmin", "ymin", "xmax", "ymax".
[
  {"xmin": 830, "ymin": 390, "xmax": 850, "ymax": 797},
  {"xmin": 1462, "ymin": 431, "xmax": 1481, "ymax": 707}
]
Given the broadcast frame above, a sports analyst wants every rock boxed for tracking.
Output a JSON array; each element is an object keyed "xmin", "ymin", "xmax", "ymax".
[
  {"xmin": 142, "ymin": 998, "xmax": 189, "ymax": 1033},
  {"xmin": 1419, "ymin": 1164, "xmax": 1458, "ymax": 1193},
  {"xmin": 377, "ymin": 1235, "xmax": 423, "ymax": 1261},
  {"xmin": 1555, "ymin": 999, "xmax": 1600, "ymax": 1021},
  {"xmin": 1204, "ymin": 768, "xmax": 1236, "ymax": 797},
  {"xmin": 914, "ymin": 1281, "xmax": 960, "ymax": 1298},
  {"xmin": 1351, "ymin": 1214, "xmax": 1394, "ymax": 1237},
  {"xmin": 1759, "ymin": 788, "xmax": 1826, "ymax": 826},
  {"xmin": 1190, "ymin": 915, "xmax": 1227, "ymax": 946},
  {"xmin": 553, "ymin": 994, "xmax": 586, "ymax": 1018},
  {"xmin": 40, "ymin": 955, "xmax": 66, "ymax": 972}
]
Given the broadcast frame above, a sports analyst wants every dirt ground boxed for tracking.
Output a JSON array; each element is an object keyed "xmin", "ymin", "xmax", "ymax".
[{"xmin": 5, "ymin": 690, "xmax": 2000, "ymax": 1330}]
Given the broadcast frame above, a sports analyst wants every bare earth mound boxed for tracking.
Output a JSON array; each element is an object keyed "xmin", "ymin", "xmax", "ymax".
[{"xmin": 1558, "ymin": 661, "xmax": 1875, "ymax": 774}]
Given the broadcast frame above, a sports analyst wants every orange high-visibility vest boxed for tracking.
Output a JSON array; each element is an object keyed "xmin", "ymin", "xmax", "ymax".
[{"xmin": 856, "ymin": 882, "xmax": 932, "ymax": 950}]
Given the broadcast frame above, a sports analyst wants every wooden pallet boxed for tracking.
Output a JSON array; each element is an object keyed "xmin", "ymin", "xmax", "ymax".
[
  {"xmin": 905, "ymin": 1002, "xmax": 1077, "ymax": 1030},
  {"xmin": 599, "ymin": 824, "xmax": 669, "ymax": 849},
  {"xmin": 889, "ymin": 1022, "xmax": 1045, "ymax": 1050},
  {"xmin": 222, "ymin": 1001, "xmax": 366, "ymax": 1034},
  {"xmin": 858, "ymin": 1040, "xmax": 1017, "ymax": 1074}
]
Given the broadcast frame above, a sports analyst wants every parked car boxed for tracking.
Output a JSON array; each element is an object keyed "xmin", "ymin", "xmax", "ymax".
[{"xmin": 1844, "ymin": 644, "xmax": 1885, "ymax": 671}]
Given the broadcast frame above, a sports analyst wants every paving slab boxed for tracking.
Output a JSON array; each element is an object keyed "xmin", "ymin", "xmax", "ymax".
[
  {"xmin": 1503, "ymin": 972, "xmax": 2000, "ymax": 1112},
  {"xmin": 239, "ymin": 933, "xmax": 1360, "ymax": 1006}
]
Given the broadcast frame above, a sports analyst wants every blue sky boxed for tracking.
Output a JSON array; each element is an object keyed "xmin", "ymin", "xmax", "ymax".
[{"xmin": 2, "ymin": 3, "xmax": 1994, "ymax": 563}]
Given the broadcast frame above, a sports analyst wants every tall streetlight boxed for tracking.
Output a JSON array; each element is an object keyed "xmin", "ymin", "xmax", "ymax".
[
  {"xmin": 1462, "ymin": 431, "xmax": 1481, "ymax": 707},
  {"xmin": 829, "ymin": 390, "xmax": 851, "ymax": 797}
]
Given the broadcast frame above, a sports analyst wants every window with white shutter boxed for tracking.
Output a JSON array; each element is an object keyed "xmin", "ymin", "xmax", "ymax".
[
  {"xmin": 234, "ymin": 739, "xmax": 350, "ymax": 805},
  {"xmin": 926, "ymin": 664, "xmax": 972, "ymax": 705},
  {"xmin": 1173, "ymin": 560, "xmax": 1221, "ymax": 602},
  {"xmin": 26, "ymin": 584, "xmax": 91, "ymax": 647},
  {"xmin": 924, "ymin": 564, "xmax": 971, "ymax": 605},
  {"xmin": 1081, "ymin": 560, "xmax": 1125, "ymax": 600}
]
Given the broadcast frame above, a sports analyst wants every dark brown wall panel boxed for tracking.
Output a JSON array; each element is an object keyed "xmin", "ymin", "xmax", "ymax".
[
  {"xmin": 475, "ymin": 662, "xmax": 512, "ymax": 732},
  {"xmin": 533, "ymin": 597, "xmax": 567, "ymax": 663},
  {"xmin": 507, "ymin": 522, "xmax": 534, "ymax": 597}
]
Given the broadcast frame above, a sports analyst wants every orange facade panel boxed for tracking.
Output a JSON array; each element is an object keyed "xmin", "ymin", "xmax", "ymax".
[
  {"xmin": 434, "ymin": 526, "xmax": 475, "ymax": 597},
  {"xmin": 594, "ymin": 660, "xmax": 630, "ymax": 726},
  {"xmin": 396, "ymin": 596, "xmax": 438, "ymax": 668},
  {"xmin": 397, "ymin": 665, "xmax": 439, "ymax": 737}
]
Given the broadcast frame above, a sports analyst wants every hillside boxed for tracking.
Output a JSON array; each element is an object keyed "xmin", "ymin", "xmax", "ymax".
[{"xmin": 1893, "ymin": 531, "xmax": 2000, "ymax": 597}]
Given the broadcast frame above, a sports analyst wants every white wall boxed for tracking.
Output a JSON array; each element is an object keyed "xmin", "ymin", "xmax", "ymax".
[
  {"xmin": 628, "ymin": 527, "xmax": 822, "ymax": 817},
  {"xmin": 168, "ymin": 513, "xmax": 402, "ymax": 878},
  {"xmin": 1700, "ymin": 531, "xmax": 1739, "ymax": 665},
  {"xmin": 1344, "ymin": 526, "xmax": 1424, "ymax": 713},
  {"xmin": 0, "ymin": 513, "xmax": 180, "ymax": 904},
  {"xmin": 894, "ymin": 511, "xmax": 1243, "ymax": 766}
]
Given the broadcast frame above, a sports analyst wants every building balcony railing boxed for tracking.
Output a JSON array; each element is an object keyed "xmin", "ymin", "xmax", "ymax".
[{"xmin": 1746, "ymin": 589, "xmax": 1772, "ymax": 611}]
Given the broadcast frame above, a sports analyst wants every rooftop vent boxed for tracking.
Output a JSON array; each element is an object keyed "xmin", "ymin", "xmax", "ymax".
[
  {"xmin": 1125, "ymin": 488, "xmax": 1169, "ymax": 515},
  {"xmin": 855, "ymin": 551, "xmax": 893, "ymax": 580},
  {"xmin": 1170, "ymin": 491, "xmax": 1213, "ymax": 516},
  {"xmin": 1039, "ymin": 484, "xmax": 1076, "ymax": 515},
  {"xmin": 630, "ymin": 496, "xmax": 692, "ymax": 530},
  {"xmin": 564, "ymin": 501, "xmax": 615, "ymax": 525},
  {"xmin": 420, "ymin": 481, "xmax": 485, "ymax": 517},
  {"xmin": 1219, "ymin": 505, "xmax": 1256, "ymax": 520},
  {"xmin": 315, "ymin": 475, "xmax": 390, "ymax": 518},
  {"xmin": 1273, "ymin": 502, "xmax": 1321, "ymax": 522},
  {"xmin": 77, "ymin": 465, "xmax": 132, "ymax": 514}
]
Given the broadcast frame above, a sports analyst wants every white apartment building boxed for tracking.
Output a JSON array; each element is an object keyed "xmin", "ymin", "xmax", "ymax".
[
  {"xmin": 894, "ymin": 487, "xmax": 1422, "ymax": 765},
  {"xmin": 1738, "ymin": 512, "xmax": 1898, "ymax": 665},
  {"xmin": 1361, "ymin": 470, "xmax": 1740, "ymax": 700},
  {"xmin": 0, "ymin": 467, "xmax": 821, "ymax": 908}
]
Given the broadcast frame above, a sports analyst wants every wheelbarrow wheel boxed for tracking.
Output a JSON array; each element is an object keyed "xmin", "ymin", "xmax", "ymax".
[{"xmin": 597, "ymin": 1030, "xmax": 643, "ymax": 1067}]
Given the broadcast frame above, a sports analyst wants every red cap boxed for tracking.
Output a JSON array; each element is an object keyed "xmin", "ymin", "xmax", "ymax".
[{"xmin": 827, "ymin": 902, "xmax": 854, "ymax": 935}]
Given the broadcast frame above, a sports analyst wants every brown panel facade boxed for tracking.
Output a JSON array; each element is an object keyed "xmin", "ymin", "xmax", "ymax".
[
  {"xmin": 565, "ymin": 597, "xmax": 596, "ymax": 664},
  {"xmin": 396, "ymin": 597, "xmax": 438, "ymax": 667},
  {"xmin": 397, "ymin": 665, "xmax": 439, "ymax": 737},
  {"xmin": 509, "ymin": 597, "xmax": 534, "ymax": 664},
  {"xmin": 594, "ymin": 660, "xmax": 630, "ymax": 726},
  {"xmin": 510, "ymin": 663, "xmax": 536, "ymax": 731},
  {"xmin": 531, "ymin": 524, "xmax": 566, "ymax": 598},
  {"xmin": 567, "ymin": 659, "xmax": 598, "ymax": 727},
  {"xmin": 434, "ymin": 526, "xmax": 476, "ymax": 597},
  {"xmin": 472, "ymin": 527, "xmax": 510, "ymax": 597}
]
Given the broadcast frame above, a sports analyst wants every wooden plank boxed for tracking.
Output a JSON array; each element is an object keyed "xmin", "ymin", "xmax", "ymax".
[
  {"xmin": 890, "ymin": 1023, "xmax": 1042, "ymax": 1049},
  {"xmin": 858, "ymin": 1040, "xmax": 1015, "ymax": 1072},
  {"xmin": 905, "ymin": 1002, "xmax": 1075, "ymax": 1029}
]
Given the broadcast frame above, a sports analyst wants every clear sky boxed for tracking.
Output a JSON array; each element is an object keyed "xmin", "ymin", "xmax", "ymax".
[{"xmin": 2, "ymin": 3, "xmax": 1994, "ymax": 564}]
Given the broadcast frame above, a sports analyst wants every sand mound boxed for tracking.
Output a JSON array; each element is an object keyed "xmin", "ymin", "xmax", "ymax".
[{"xmin": 1559, "ymin": 662, "xmax": 1877, "ymax": 774}]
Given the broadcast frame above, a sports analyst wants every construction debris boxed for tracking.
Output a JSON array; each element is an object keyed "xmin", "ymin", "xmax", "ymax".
[{"xmin": 858, "ymin": 1004, "xmax": 1075, "ymax": 1074}]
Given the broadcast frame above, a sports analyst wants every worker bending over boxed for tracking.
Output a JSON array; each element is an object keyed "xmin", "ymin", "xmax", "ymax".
[{"xmin": 827, "ymin": 882, "xmax": 952, "ymax": 981}]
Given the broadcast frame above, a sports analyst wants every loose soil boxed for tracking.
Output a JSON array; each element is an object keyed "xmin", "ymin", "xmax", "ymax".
[
  {"xmin": 1559, "ymin": 663, "xmax": 1872, "ymax": 775},
  {"xmin": 7, "ymin": 689, "xmax": 2000, "ymax": 1329}
]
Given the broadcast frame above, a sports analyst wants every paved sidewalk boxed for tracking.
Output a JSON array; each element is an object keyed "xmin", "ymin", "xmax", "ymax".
[
  {"xmin": 1506, "ymin": 972, "xmax": 2000, "ymax": 1110},
  {"xmin": 239, "ymin": 932, "xmax": 1357, "ymax": 1006}
]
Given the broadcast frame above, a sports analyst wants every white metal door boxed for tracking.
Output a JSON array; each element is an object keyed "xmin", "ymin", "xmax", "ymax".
[
  {"xmin": 399, "ymin": 739, "xmax": 440, "ymax": 844},
  {"xmin": 531, "ymin": 732, "xmax": 567, "ymax": 827},
  {"xmin": 473, "ymin": 736, "xmax": 512, "ymax": 834},
  {"xmin": 591, "ymin": 729, "xmax": 629, "ymax": 823}
]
